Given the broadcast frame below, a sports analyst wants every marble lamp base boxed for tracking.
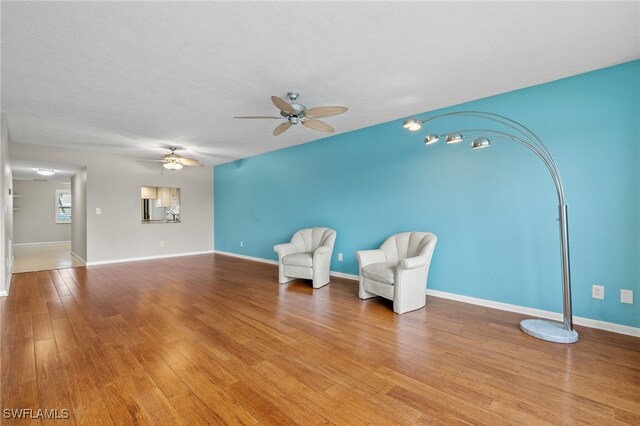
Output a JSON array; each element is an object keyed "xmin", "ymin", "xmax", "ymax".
[{"xmin": 520, "ymin": 319, "xmax": 579, "ymax": 344}]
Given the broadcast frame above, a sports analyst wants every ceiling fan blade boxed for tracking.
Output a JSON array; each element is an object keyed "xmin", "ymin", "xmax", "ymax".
[
  {"xmin": 137, "ymin": 159, "xmax": 167, "ymax": 163},
  {"xmin": 271, "ymin": 96, "xmax": 296, "ymax": 115},
  {"xmin": 273, "ymin": 122, "xmax": 292, "ymax": 136},
  {"xmin": 302, "ymin": 118, "xmax": 334, "ymax": 133},
  {"xmin": 233, "ymin": 116, "xmax": 283, "ymax": 119},
  {"xmin": 180, "ymin": 157, "xmax": 202, "ymax": 167},
  {"xmin": 305, "ymin": 106, "xmax": 348, "ymax": 118}
]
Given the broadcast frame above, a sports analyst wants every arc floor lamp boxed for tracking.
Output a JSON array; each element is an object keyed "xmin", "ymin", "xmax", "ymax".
[{"xmin": 402, "ymin": 111, "xmax": 578, "ymax": 343}]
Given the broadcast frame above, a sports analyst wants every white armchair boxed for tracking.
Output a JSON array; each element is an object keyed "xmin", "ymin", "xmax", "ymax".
[
  {"xmin": 357, "ymin": 232, "xmax": 437, "ymax": 314},
  {"xmin": 274, "ymin": 227, "xmax": 337, "ymax": 289}
]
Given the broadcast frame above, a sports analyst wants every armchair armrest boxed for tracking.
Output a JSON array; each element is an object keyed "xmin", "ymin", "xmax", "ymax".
[
  {"xmin": 356, "ymin": 249, "xmax": 386, "ymax": 269},
  {"xmin": 274, "ymin": 242, "xmax": 298, "ymax": 258},
  {"xmin": 399, "ymin": 256, "xmax": 427, "ymax": 270},
  {"xmin": 314, "ymin": 245, "xmax": 332, "ymax": 256}
]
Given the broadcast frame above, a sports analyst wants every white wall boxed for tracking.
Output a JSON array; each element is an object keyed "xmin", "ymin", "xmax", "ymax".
[
  {"xmin": 11, "ymin": 142, "xmax": 213, "ymax": 263},
  {"xmin": 12, "ymin": 179, "xmax": 72, "ymax": 244},
  {"xmin": 71, "ymin": 169, "xmax": 87, "ymax": 262},
  {"xmin": 0, "ymin": 114, "xmax": 13, "ymax": 295}
]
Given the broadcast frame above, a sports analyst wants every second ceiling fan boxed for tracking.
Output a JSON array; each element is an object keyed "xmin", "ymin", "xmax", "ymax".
[{"xmin": 234, "ymin": 92, "xmax": 348, "ymax": 136}]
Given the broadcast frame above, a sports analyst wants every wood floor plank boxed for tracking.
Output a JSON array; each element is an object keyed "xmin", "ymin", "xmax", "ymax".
[
  {"xmin": 33, "ymin": 338, "xmax": 65, "ymax": 388},
  {"xmin": 72, "ymin": 398, "xmax": 114, "ymax": 425},
  {"xmin": 168, "ymin": 360, "xmax": 257, "ymax": 425},
  {"xmin": 58, "ymin": 349, "xmax": 103, "ymax": 411},
  {"xmin": 37, "ymin": 379, "xmax": 76, "ymax": 425},
  {"xmin": 1, "ymin": 253, "xmax": 638, "ymax": 425},
  {"xmin": 224, "ymin": 358, "xmax": 329, "ymax": 425},
  {"xmin": 51, "ymin": 318, "xmax": 79, "ymax": 353},
  {"xmin": 31, "ymin": 312, "xmax": 55, "ymax": 343},
  {"xmin": 98, "ymin": 375, "xmax": 149, "ymax": 425},
  {"xmin": 168, "ymin": 388, "xmax": 228, "ymax": 425},
  {"xmin": 5, "ymin": 337, "xmax": 37, "ymax": 391},
  {"xmin": 225, "ymin": 381, "xmax": 298, "ymax": 425},
  {"xmin": 129, "ymin": 342, "xmax": 191, "ymax": 399}
]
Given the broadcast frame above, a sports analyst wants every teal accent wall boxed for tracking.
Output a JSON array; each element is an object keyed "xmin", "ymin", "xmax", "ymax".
[{"xmin": 215, "ymin": 61, "xmax": 640, "ymax": 328}]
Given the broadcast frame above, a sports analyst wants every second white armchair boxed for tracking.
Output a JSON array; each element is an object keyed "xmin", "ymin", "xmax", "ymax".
[
  {"xmin": 357, "ymin": 232, "xmax": 437, "ymax": 314},
  {"xmin": 274, "ymin": 227, "xmax": 337, "ymax": 289}
]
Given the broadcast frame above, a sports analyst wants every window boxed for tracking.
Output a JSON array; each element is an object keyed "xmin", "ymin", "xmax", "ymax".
[{"xmin": 56, "ymin": 189, "xmax": 72, "ymax": 223}]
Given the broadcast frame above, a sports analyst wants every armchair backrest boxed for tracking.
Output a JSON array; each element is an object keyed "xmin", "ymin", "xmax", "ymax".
[
  {"xmin": 291, "ymin": 227, "xmax": 336, "ymax": 252},
  {"xmin": 380, "ymin": 232, "xmax": 437, "ymax": 263}
]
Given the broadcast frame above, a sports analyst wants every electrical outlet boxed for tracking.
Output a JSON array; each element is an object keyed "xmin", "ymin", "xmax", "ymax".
[
  {"xmin": 621, "ymin": 289, "xmax": 634, "ymax": 304},
  {"xmin": 592, "ymin": 284, "xmax": 605, "ymax": 300},
  {"xmin": 337, "ymin": 253, "xmax": 343, "ymax": 262},
  {"xmin": 240, "ymin": 241, "xmax": 243, "ymax": 247},
  {"xmin": 159, "ymin": 240, "xmax": 165, "ymax": 247}
]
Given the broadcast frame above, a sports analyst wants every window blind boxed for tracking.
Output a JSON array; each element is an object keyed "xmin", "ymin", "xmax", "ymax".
[{"xmin": 56, "ymin": 190, "xmax": 72, "ymax": 223}]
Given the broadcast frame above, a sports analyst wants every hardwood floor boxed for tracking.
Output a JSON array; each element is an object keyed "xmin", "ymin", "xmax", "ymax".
[{"xmin": 1, "ymin": 253, "xmax": 639, "ymax": 425}]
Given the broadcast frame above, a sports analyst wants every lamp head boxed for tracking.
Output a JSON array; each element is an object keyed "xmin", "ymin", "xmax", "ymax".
[
  {"xmin": 424, "ymin": 134, "xmax": 439, "ymax": 145},
  {"xmin": 402, "ymin": 118, "xmax": 422, "ymax": 131},
  {"xmin": 471, "ymin": 137, "xmax": 491, "ymax": 150},
  {"xmin": 445, "ymin": 133, "xmax": 463, "ymax": 144}
]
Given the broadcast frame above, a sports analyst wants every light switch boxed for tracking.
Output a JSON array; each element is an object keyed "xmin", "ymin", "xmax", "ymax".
[
  {"xmin": 96, "ymin": 208, "xmax": 101, "ymax": 215},
  {"xmin": 621, "ymin": 289, "xmax": 634, "ymax": 304}
]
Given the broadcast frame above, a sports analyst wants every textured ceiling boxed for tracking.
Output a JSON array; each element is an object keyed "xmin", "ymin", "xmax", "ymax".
[
  {"xmin": 2, "ymin": 1, "xmax": 639, "ymax": 165},
  {"xmin": 11, "ymin": 159, "xmax": 81, "ymax": 182}
]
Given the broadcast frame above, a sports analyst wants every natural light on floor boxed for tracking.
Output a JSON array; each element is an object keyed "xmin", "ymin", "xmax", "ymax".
[{"xmin": 12, "ymin": 242, "xmax": 83, "ymax": 273}]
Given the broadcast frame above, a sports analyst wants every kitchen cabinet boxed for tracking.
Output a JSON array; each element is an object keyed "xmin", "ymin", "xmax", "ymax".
[
  {"xmin": 141, "ymin": 186, "xmax": 157, "ymax": 199},
  {"xmin": 156, "ymin": 187, "xmax": 172, "ymax": 208}
]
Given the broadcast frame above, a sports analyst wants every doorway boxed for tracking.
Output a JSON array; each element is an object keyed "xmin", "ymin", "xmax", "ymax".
[{"xmin": 11, "ymin": 161, "xmax": 86, "ymax": 273}]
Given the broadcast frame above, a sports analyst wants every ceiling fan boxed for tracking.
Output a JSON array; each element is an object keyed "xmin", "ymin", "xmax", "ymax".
[
  {"xmin": 138, "ymin": 147, "xmax": 202, "ymax": 170},
  {"xmin": 234, "ymin": 91, "xmax": 348, "ymax": 136}
]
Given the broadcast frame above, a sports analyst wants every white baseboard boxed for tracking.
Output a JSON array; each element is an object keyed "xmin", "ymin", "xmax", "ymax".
[
  {"xmin": 572, "ymin": 316, "xmax": 639, "ymax": 337},
  {"xmin": 214, "ymin": 250, "xmax": 639, "ymax": 338},
  {"xmin": 213, "ymin": 250, "xmax": 359, "ymax": 280},
  {"xmin": 1, "ymin": 270, "xmax": 10, "ymax": 298},
  {"xmin": 13, "ymin": 240, "xmax": 71, "ymax": 247},
  {"xmin": 330, "ymin": 270, "xmax": 359, "ymax": 280},
  {"xmin": 214, "ymin": 250, "xmax": 278, "ymax": 265},
  {"xmin": 426, "ymin": 289, "xmax": 640, "ymax": 338},
  {"xmin": 70, "ymin": 251, "xmax": 86, "ymax": 265},
  {"xmin": 86, "ymin": 250, "xmax": 215, "ymax": 266}
]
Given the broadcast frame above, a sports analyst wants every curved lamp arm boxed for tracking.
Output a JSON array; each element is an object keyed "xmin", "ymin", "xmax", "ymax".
[
  {"xmin": 421, "ymin": 111, "xmax": 561, "ymax": 177},
  {"xmin": 403, "ymin": 111, "xmax": 578, "ymax": 343},
  {"xmin": 442, "ymin": 128, "xmax": 564, "ymax": 205},
  {"xmin": 440, "ymin": 129, "xmax": 564, "ymax": 205}
]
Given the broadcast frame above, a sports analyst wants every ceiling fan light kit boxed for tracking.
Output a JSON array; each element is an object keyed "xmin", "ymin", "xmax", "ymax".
[
  {"xmin": 138, "ymin": 147, "xmax": 202, "ymax": 170},
  {"xmin": 234, "ymin": 91, "xmax": 348, "ymax": 136},
  {"xmin": 163, "ymin": 161, "xmax": 184, "ymax": 170}
]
